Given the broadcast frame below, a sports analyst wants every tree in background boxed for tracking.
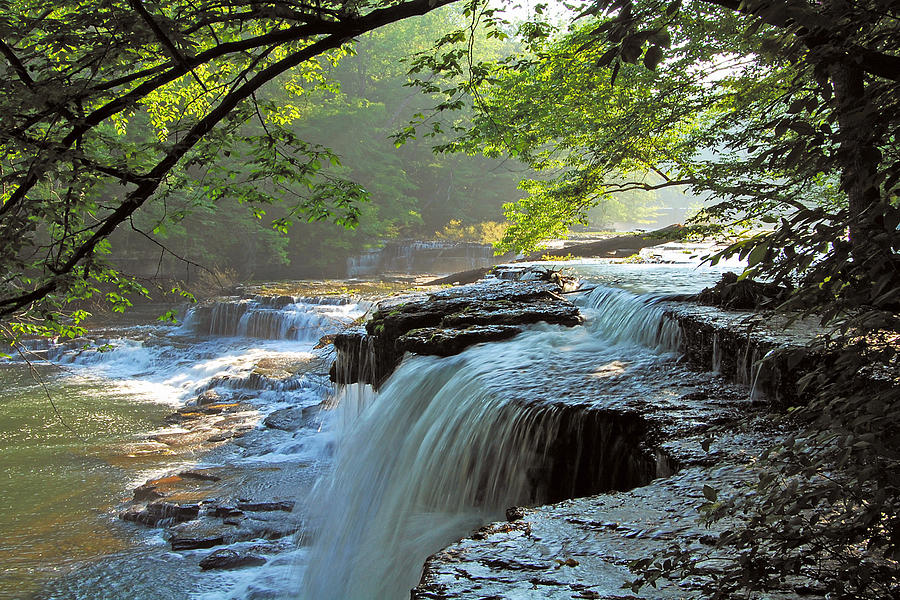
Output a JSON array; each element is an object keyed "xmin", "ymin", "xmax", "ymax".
[
  {"xmin": 418, "ymin": 0, "xmax": 899, "ymax": 316},
  {"xmin": 278, "ymin": 11, "xmax": 526, "ymax": 273},
  {"xmin": 407, "ymin": 0, "xmax": 900, "ymax": 597},
  {"xmin": 0, "ymin": 0, "xmax": 473, "ymax": 344}
]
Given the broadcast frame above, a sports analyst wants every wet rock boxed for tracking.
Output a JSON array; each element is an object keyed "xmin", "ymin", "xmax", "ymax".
[
  {"xmin": 179, "ymin": 470, "xmax": 222, "ymax": 482},
  {"xmin": 664, "ymin": 303, "xmax": 823, "ymax": 402},
  {"xmin": 200, "ymin": 401, "xmax": 246, "ymax": 414},
  {"xmin": 133, "ymin": 482, "xmax": 165, "ymax": 502},
  {"xmin": 121, "ymin": 501, "xmax": 200, "ymax": 527},
  {"xmin": 151, "ymin": 429, "xmax": 218, "ymax": 447},
  {"xmin": 397, "ymin": 325, "xmax": 522, "ymax": 357},
  {"xmin": 211, "ymin": 505, "xmax": 244, "ymax": 518},
  {"xmin": 171, "ymin": 535, "xmax": 225, "ymax": 551},
  {"xmin": 194, "ymin": 390, "xmax": 222, "ymax": 406},
  {"xmin": 236, "ymin": 500, "xmax": 295, "ymax": 513},
  {"xmin": 263, "ymin": 407, "xmax": 308, "ymax": 431},
  {"xmin": 413, "ymin": 462, "xmax": 766, "ymax": 599},
  {"xmin": 164, "ymin": 408, "xmax": 204, "ymax": 425},
  {"xmin": 505, "ymin": 506, "xmax": 527, "ymax": 522},
  {"xmin": 199, "ymin": 548, "xmax": 266, "ymax": 570},
  {"xmin": 164, "ymin": 511, "xmax": 302, "ymax": 549},
  {"xmin": 332, "ymin": 281, "xmax": 583, "ymax": 387}
]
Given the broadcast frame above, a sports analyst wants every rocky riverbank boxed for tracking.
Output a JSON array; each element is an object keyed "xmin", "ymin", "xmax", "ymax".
[
  {"xmin": 325, "ymin": 272, "xmax": 826, "ymax": 599},
  {"xmin": 114, "ymin": 358, "xmax": 330, "ymax": 574},
  {"xmin": 98, "ymin": 267, "xmax": 826, "ymax": 598}
]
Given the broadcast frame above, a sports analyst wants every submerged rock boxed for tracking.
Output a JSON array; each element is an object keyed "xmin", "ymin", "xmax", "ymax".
[
  {"xmin": 199, "ymin": 549, "xmax": 266, "ymax": 570},
  {"xmin": 171, "ymin": 535, "xmax": 225, "ymax": 551}
]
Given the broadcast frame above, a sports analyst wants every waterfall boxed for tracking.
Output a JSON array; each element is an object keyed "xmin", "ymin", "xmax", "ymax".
[
  {"xmin": 345, "ymin": 241, "xmax": 499, "ymax": 277},
  {"xmin": 711, "ymin": 333, "xmax": 722, "ymax": 373},
  {"xmin": 300, "ymin": 353, "xmax": 572, "ymax": 600},
  {"xmin": 300, "ymin": 287, "xmax": 683, "ymax": 600},
  {"xmin": 187, "ymin": 295, "xmax": 367, "ymax": 341},
  {"xmin": 577, "ymin": 285, "xmax": 682, "ymax": 351}
]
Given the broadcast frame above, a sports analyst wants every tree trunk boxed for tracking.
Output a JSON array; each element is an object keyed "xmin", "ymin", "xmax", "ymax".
[{"xmin": 829, "ymin": 59, "xmax": 883, "ymax": 253}]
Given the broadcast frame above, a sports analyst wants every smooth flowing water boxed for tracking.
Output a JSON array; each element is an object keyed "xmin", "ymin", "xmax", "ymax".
[
  {"xmin": 0, "ymin": 298, "xmax": 366, "ymax": 600},
  {"xmin": 1, "ymin": 254, "xmax": 744, "ymax": 600},
  {"xmin": 298, "ymin": 258, "xmax": 735, "ymax": 600}
]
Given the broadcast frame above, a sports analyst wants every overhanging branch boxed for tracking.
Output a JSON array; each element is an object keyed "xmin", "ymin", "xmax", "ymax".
[{"xmin": 0, "ymin": 0, "xmax": 462, "ymax": 317}]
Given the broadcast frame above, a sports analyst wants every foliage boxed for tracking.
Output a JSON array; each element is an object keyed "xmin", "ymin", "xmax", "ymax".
[
  {"xmin": 0, "ymin": 0, "xmax": 467, "ymax": 345},
  {"xmin": 435, "ymin": 219, "xmax": 507, "ymax": 244},
  {"xmin": 109, "ymin": 9, "xmax": 525, "ymax": 279},
  {"xmin": 399, "ymin": 0, "xmax": 900, "ymax": 597},
  {"xmin": 410, "ymin": 0, "xmax": 900, "ymax": 316}
]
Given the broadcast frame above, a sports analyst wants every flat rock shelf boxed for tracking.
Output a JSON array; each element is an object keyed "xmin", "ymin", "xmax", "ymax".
[{"xmin": 328, "ymin": 278, "xmax": 827, "ymax": 599}]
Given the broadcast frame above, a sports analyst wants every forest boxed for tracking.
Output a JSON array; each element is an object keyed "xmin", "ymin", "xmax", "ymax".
[{"xmin": 1, "ymin": 0, "xmax": 899, "ymax": 598}]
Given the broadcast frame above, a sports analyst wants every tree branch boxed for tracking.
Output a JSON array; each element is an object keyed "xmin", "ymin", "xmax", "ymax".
[
  {"xmin": 126, "ymin": 0, "xmax": 211, "ymax": 92},
  {"xmin": 0, "ymin": 0, "xmax": 461, "ymax": 316},
  {"xmin": 697, "ymin": 0, "xmax": 900, "ymax": 82},
  {"xmin": 0, "ymin": 39, "xmax": 36, "ymax": 89}
]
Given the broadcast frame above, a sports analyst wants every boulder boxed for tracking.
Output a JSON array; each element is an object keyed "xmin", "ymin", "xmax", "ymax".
[
  {"xmin": 199, "ymin": 548, "xmax": 266, "ymax": 570},
  {"xmin": 262, "ymin": 407, "xmax": 307, "ymax": 431},
  {"xmin": 171, "ymin": 535, "xmax": 225, "ymax": 551}
]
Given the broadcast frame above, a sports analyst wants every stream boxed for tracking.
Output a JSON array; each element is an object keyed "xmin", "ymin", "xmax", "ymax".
[{"xmin": 1, "ymin": 249, "xmax": 745, "ymax": 600}]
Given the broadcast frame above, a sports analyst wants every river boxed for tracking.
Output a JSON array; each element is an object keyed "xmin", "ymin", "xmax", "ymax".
[{"xmin": 1, "ymin": 248, "xmax": 743, "ymax": 600}]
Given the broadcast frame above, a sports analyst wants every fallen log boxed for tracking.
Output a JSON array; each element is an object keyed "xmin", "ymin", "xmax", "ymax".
[{"xmin": 521, "ymin": 224, "xmax": 685, "ymax": 261}]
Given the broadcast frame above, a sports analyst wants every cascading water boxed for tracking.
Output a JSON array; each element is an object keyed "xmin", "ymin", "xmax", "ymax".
[
  {"xmin": 0, "ymin": 294, "xmax": 372, "ymax": 600},
  {"xmin": 1, "ymin": 260, "xmax": 751, "ymax": 600},
  {"xmin": 346, "ymin": 241, "xmax": 499, "ymax": 277},
  {"xmin": 188, "ymin": 295, "xmax": 367, "ymax": 341},
  {"xmin": 298, "ymin": 285, "xmax": 684, "ymax": 600},
  {"xmin": 578, "ymin": 285, "xmax": 682, "ymax": 351}
]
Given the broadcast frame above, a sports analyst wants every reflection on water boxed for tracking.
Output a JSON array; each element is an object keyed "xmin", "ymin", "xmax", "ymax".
[
  {"xmin": 0, "ymin": 260, "xmax": 743, "ymax": 600},
  {"xmin": 0, "ymin": 364, "xmax": 174, "ymax": 599},
  {"xmin": 0, "ymin": 295, "xmax": 366, "ymax": 600}
]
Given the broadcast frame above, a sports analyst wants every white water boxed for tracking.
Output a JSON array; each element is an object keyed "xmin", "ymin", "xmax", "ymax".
[
  {"xmin": 298, "ymin": 284, "xmax": 685, "ymax": 600},
  {"xmin": 3, "ymin": 260, "xmax": 745, "ymax": 600},
  {"xmin": 1, "ymin": 296, "xmax": 372, "ymax": 600},
  {"xmin": 189, "ymin": 295, "xmax": 367, "ymax": 341}
]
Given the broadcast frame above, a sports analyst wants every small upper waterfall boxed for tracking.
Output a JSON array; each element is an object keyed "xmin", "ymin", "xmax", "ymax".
[
  {"xmin": 299, "ymin": 285, "xmax": 685, "ymax": 599},
  {"xmin": 346, "ymin": 240, "xmax": 500, "ymax": 277},
  {"xmin": 186, "ymin": 295, "xmax": 368, "ymax": 341},
  {"xmin": 577, "ymin": 285, "xmax": 682, "ymax": 351}
]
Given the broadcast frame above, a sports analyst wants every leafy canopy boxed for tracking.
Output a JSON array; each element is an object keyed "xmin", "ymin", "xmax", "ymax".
[
  {"xmin": 404, "ymin": 1, "xmax": 900, "ymax": 597},
  {"xmin": 0, "ymin": 0, "xmax": 466, "ymax": 347}
]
